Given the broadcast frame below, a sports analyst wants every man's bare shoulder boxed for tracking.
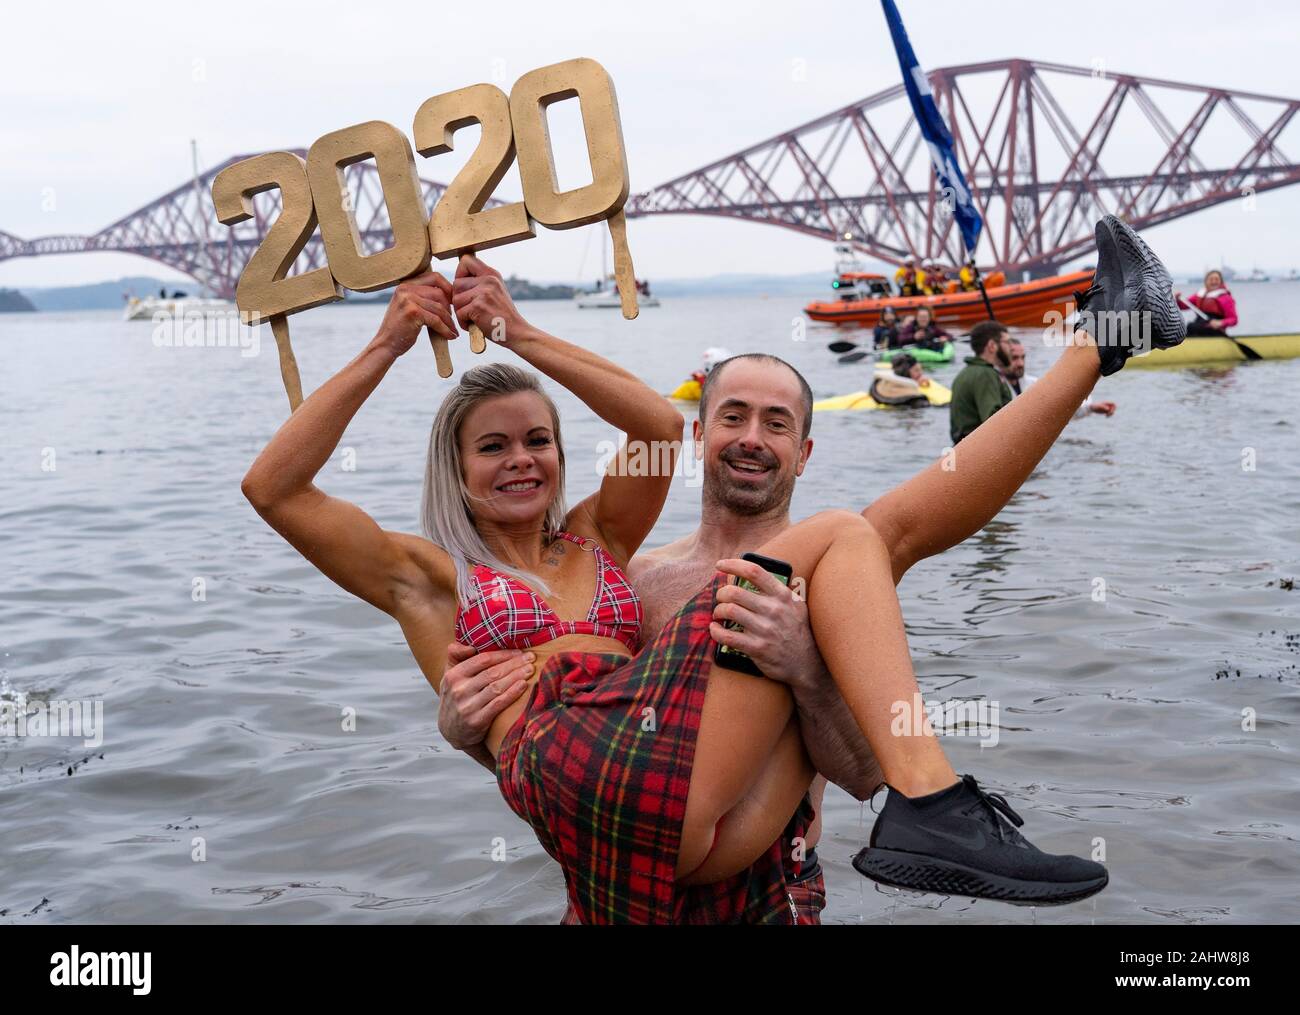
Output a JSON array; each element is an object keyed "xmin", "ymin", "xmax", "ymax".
[{"xmin": 628, "ymin": 532, "xmax": 697, "ymax": 577}]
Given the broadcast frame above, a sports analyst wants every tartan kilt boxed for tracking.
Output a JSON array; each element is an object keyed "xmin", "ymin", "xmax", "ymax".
[{"xmin": 496, "ymin": 574, "xmax": 816, "ymax": 924}]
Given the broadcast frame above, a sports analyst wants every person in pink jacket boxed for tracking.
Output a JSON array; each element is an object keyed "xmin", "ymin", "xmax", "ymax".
[{"xmin": 1176, "ymin": 269, "xmax": 1238, "ymax": 336}]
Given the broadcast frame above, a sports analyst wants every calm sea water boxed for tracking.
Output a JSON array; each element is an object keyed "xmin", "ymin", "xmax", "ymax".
[{"xmin": 2, "ymin": 281, "xmax": 1298, "ymax": 924}]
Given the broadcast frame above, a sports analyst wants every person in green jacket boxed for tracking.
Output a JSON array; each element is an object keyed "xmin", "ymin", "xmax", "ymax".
[{"xmin": 949, "ymin": 320, "xmax": 1015, "ymax": 445}]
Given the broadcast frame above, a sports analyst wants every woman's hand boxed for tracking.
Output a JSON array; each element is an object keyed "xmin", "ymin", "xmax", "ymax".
[
  {"xmin": 451, "ymin": 255, "xmax": 535, "ymax": 345},
  {"xmin": 374, "ymin": 271, "xmax": 458, "ymax": 357}
]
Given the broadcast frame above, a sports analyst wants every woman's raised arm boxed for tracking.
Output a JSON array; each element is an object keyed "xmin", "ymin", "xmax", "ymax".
[
  {"xmin": 241, "ymin": 272, "xmax": 460, "ymax": 615},
  {"xmin": 450, "ymin": 255, "xmax": 684, "ymax": 564}
]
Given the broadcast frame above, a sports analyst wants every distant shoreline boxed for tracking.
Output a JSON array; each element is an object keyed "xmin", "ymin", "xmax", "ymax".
[
  {"xmin": 13, "ymin": 269, "xmax": 1295, "ymax": 313},
  {"xmin": 0, "ymin": 287, "xmax": 37, "ymax": 312}
]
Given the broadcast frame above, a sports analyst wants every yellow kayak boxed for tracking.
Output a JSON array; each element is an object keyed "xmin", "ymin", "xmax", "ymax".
[
  {"xmin": 667, "ymin": 379, "xmax": 702, "ymax": 402},
  {"xmin": 814, "ymin": 377, "xmax": 952, "ymax": 411},
  {"xmin": 1127, "ymin": 332, "xmax": 1300, "ymax": 368},
  {"xmin": 673, "ymin": 374, "xmax": 952, "ymax": 409}
]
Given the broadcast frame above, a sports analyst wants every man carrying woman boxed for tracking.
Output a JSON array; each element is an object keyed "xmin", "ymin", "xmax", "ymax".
[{"xmin": 240, "ymin": 216, "xmax": 1184, "ymax": 922}]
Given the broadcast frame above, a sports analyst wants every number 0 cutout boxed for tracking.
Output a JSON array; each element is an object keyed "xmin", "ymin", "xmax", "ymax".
[
  {"xmin": 414, "ymin": 83, "xmax": 535, "ymax": 259},
  {"xmin": 509, "ymin": 57, "xmax": 630, "ymax": 228},
  {"xmin": 211, "ymin": 151, "xmax": 341, "ymax": 323},
  {"xmin": 306, "ymin": 120, "xmax": 431, "ymax": 291}
]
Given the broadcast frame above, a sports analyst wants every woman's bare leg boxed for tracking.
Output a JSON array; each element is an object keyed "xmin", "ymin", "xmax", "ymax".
[
  {"xmin": 679, "ymin": 718, "xmax": 814, "ymax": 885},
  {"xmin": 677, "ymin": 511, "xmax": 956, "ymax": 880},
  {"xmin": 865, "ymin": 331, "xmax": 1102, "ymax": 582}
]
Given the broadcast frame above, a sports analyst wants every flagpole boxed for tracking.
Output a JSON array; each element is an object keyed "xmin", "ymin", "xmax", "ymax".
[
  {"xmin": 882, "ymin": 0, "xmax": 994, "ymax": 321},
  {"xmin": 968, "ymin": 257, "xmax": 996, "ymax": 320}
]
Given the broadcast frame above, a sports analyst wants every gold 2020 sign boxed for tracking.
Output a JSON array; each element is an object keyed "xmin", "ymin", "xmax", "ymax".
[{"xmin": 212, "ymin": 57, "xmax": 638, "ymax": 409}]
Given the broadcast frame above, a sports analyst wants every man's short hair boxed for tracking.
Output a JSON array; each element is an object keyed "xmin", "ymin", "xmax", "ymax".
[
  {"xmin": 698, "ymin": 353, "xmax": 814, "ymax": 440},
  {"xmin": 969, "ymin": 320, "xmax": 1009, "ymax": 356},
  {"xmin": 891, "ymin": 352, "xmax": 918, "ymax": 376}
]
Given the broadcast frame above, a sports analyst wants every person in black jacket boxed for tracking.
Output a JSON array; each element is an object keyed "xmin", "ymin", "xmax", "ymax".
[{"xmin": 872, "ymin": 307, "xmax": 901, "ymax": 349}]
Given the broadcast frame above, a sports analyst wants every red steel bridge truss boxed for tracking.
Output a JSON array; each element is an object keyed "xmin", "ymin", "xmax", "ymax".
[{"xmin": 4, "ymin": 59, "xmax": 1299, "ymax": 292}]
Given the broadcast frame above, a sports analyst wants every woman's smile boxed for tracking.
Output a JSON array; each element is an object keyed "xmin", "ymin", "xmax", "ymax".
[{"xmin": 495, "ymin": 477, "xmax": 546, "ymax": 496}]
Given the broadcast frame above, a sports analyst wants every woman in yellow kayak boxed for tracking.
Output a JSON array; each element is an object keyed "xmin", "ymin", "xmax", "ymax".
[
  {"xmin": 1175, "ymin": 269, "xmax": 1239, "ymax": 336},
  {"xmin": 889, "ymin": 351, "xmax": 932, "ymax": 388}
]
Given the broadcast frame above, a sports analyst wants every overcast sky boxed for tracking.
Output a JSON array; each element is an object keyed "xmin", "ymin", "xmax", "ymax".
[{"xmin": 3, "ymin": 0, "xmax": 1299, "ymax": 288}]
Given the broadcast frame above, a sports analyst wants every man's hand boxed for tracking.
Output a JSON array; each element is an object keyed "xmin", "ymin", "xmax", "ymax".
[
  {"xmin": 437, "ymin": 642, "xmax": 533, "ymax": 752},
  {"xmin": 711, "ymin": 558, "xmax": 816, "ymax": 690},
  {"xmin": 374, "ymin": 270, "xmax": 457, "ymax": 356},
  {"xmin": 1090, "ymin": 400, "xmax": 1117, "ymax": 416},
  {"xmin": 451, "ymin": 255, "xmax": 534, "ymax": 344}
]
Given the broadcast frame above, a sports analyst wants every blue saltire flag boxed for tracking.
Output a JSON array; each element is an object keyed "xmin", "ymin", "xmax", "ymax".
[{"xmin": 880, "ymin": 0, "xmax": 983, "ymax": 257}]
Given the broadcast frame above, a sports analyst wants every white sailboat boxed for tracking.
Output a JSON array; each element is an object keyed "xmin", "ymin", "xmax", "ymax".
[
  {"xmin": 124, "ymin": 141, "xmax": 235, "ymax": 321},
  {"xmin": 123, "ymin": 294, "xmax": 235, "ymax": 321},
  {"xmin": 575, "ymin": 226, "xmax": 660, "ymax": 308}
]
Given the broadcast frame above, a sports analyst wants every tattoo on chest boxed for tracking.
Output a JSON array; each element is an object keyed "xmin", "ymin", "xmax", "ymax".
[{"xmin": 544, "ymin": 539, "xmax": 567, "ymax": 568}]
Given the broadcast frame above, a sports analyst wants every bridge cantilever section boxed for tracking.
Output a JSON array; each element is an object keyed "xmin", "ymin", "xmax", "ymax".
[
  {"xmin": 625, "ymin": 58, "xmax": 1300, "ymax": 276},
  {"xmin": 0, "ymin": 151, "xmax": 493, "ymax": 298},
  {"xmin": 5, "ymin": 60, "xmax": 1299, "ymax": 288}
]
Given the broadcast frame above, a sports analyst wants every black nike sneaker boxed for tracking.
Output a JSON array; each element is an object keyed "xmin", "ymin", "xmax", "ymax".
[
  {"xmin": 1073, "ymin": 213, "xmax": 1185, "ymax": 375},
  {"xmin": 852, "ymin": 774, "xmax": 1109, "ymax": 905}
]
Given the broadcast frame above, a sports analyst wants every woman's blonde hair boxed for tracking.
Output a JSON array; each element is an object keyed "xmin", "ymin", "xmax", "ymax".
[{"xmin": 421, "ymin": 363, "xmax": 568, "ymax": 604}]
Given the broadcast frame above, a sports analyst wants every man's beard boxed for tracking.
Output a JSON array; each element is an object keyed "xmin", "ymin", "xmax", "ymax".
[
  {"xmin": 995, "ymin": 345, "xmax": 1013, "ymax": 368},
  {"xmin": 703, "ymin": 446, "xmax": 796, "ymax": 517}
]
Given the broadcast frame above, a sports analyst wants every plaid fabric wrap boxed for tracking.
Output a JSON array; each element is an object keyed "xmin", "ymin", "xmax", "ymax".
[
  {"xmin": 496, "ymin": 574, "xmax": 816, "ymax": 924},
  {"xmin": 786, "ymin": 859, "xmax": 827, "ymax": 925}
]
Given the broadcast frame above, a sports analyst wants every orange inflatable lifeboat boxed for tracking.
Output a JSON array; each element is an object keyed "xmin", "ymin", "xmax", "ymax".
[{"xmin": 805, "ymin": 268, "xmax": 1094, "ymax": 329}]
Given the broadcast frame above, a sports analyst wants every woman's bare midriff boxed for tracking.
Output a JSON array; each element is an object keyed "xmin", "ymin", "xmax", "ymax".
[{"xmin": 484, "ymin": 632, "xmax": 633, "ymax": 759}]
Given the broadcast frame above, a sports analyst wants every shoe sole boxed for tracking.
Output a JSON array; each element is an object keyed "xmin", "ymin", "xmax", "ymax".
[
  {"xmin": 1098, "ymin": 214, "xmax": 1186, "ymax": 351},
  {"xmin": 853, "ymin": 846, "xmax": 1109, "ymax": 905}
]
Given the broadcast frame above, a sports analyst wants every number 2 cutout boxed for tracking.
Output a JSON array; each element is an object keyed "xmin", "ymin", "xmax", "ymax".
[
  {"xmin": 414, "ymin": 83, "xmax": 536, "ymax": 259},
  {"xmin": 211, "ymin": 151, "xmax": 341, "ymax": 323}
]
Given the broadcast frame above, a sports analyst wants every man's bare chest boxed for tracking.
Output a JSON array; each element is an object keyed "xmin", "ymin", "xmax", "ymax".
[{"xmin": 630, "ymin": 556, "xmax": 718, "ymax": 641}]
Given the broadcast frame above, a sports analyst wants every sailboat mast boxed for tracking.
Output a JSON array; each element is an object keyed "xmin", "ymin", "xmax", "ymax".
[{"xmin": 191, "ymin": 139, "xmax": 214, "ymax": 297}]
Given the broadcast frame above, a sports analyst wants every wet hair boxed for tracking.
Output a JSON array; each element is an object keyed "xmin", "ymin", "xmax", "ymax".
[
  {"xmin": 698, "ymin": 353, "xmax": 814, "ymax": 440},
  {"xmin": 881, "ymin": 306, "xmax": 898, "ymax": 322},
  {"xmin": 969, "ymin": 320, "xmax": 1009, "ymax": 355},
  {"xmin": 421, "ymin": 363, "xmax": 568, "ymax": 604},
  {"xmin": 891, "ymin": 352, "xmax": 918, "ymax": 376}
]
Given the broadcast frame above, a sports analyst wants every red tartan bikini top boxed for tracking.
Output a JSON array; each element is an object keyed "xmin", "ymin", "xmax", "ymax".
[{"xmin": 454, "ymin": 531, "xmax": 643, "ymax": 653}]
